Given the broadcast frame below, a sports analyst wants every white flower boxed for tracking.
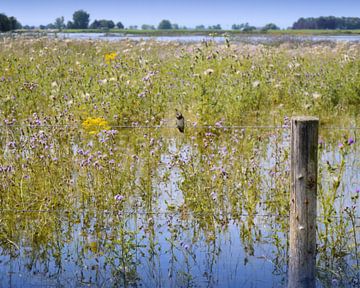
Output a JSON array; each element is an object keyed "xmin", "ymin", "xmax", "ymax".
[
  {"xmin": 252, "ymin": 80, "xmax": 260, "ymax": 88},
  {"xmin": 203, "ymin": 68, "xmax": 214, "ymax": 75},
  {"xmin": 312, "ymin": 92, "xmax": 321, "ymax": 100}
]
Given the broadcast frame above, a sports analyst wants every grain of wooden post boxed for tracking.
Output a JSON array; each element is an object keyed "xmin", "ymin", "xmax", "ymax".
[{"xmin": 288, "ymin": 116, "xmax": 319, "ymax": 288}]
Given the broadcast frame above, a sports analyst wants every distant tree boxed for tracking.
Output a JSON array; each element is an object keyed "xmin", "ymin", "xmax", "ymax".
[
  {"xmin": 128, "ymin": 25, "xmax": 138, "ymax": 30},
  {"xmin": 101, "ymin": 20, "xmax": 114, "ymax": 29},
  {"xmin": 90, "ymin": 19, "xmax": 115, "ymax": 29},
  {"xmin": 232, "ymin": 23, "xmax": 256, "ymax": 31},
  {"xmin": 158, "ymin": 19, "xmax": 172, "ymax": 29},
  {"xmin": 67, "ymin": 21, "xmax": 74, "ymax": 29},
  {"xmin": 232, "ymin": 24, "xmax": 242, "ymax": 30},
  {"xmin": 195, "ymin": 25, "xmax": 205, "ymax": 30},
  {"xmin": 242, "ymin": 25, "xmax": 256, "ymax": 32},
  {"xmin": 172, "ymin": 23, "xmax": 179, "ymax": 30},
  {"xmin": 292, "ymin": 16, "xmax": 360, "ymax": 30},
  {"xmin": 54, "ymin": 16, "xmax": 65, "ymax": 30},
  {"xmin": 141, "ymin": 24, "xmax": 155, "ymax": 30},
  {"xmin": 9, "ymin": 16, "xmax": 21, "ymax": 30},
  {"xmin": 89, "ymin": 20, "xmax": 100, "ymax": 29},
  {"xmin": 262, "ymin": 23, "xmax": 280, "ymax": 31},
  {"xmin": 208, "ymin": 24, "xmax": 222, "ymax": 30},
  {"xmin": 46, "ymin": 23, "xmax": 56, "ymax": 29},
  {"xmin": 72, "ymin": 10, "xmax": 90, "ymax": 29},
  {"xmin": 0, "ymin": 14, "xmax": 21, "ymax": 31},
  {"xmin": 116, "ymin": 22, "xmax": 124, "ymax": 29}
]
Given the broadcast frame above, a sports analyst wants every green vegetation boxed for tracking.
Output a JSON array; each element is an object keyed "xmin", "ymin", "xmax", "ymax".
[
  {"xmin": 0, "ymin": 37, "xmax": 359, "ymax": 286},
  {"xmin": 1, "ymin": 38, "xmax": 360, "ymax": 123}
]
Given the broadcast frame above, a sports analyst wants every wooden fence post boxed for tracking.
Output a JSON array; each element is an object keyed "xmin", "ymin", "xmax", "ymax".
[{"xmin": 288, "ymin": 116, "xmax": 319, "ymax": 288}]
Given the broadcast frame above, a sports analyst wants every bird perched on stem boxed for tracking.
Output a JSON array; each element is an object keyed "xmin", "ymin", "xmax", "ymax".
[{"xmin": 175, "ymin": 110, "xmax": 185, "ymax": 133}]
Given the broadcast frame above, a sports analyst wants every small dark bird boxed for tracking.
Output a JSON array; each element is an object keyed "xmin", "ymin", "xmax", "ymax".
[{"xmin": 175, "ymin": 110, "xmax": 185, "ymax": 133}]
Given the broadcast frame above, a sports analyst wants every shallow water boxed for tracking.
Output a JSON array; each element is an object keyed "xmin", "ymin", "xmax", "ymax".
[
  {"xmin": 52, "ymin": 32, "xmax": 360, "ymax": 43},
  {"xmin": 0, "ymin": 126, "xmax": 359, "ymax": 287}
]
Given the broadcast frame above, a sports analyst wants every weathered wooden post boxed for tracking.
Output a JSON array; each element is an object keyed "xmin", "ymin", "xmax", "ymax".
[{"xmin": 289, "ymin": 116, "xmax": 319, "ymax": 288}]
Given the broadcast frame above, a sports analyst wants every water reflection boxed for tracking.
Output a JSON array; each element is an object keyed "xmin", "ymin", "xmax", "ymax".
[{"xmin": 0, "ymin": 126, "xmax": 359, "ymax": 287}]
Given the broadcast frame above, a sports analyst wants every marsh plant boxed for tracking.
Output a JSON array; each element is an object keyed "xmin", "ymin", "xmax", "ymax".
[{"xmin": 0, "ymin": 37, "xmax": 359, "ymax": 287}]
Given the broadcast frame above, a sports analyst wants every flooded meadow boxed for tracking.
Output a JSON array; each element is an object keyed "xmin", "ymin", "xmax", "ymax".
[{"xmin": 0, "ymin": 37, "xmax": 359, "ymax": 287}]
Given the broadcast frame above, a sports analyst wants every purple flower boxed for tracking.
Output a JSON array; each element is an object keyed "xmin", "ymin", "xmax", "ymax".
[
  {"xmin": 215, "ymin": 121, "xmax": 223, "ymax": 128},
  {"xmin": 138, "ymin": 91, "xmax": 146, "ymax": 98},
  {"xmin": 6, "ymin": 141, "xmax": 16, "ymax": 149},
  {"xmin": 210, "ymin": 191, "xmax": 217, "ymax": 200},
  {"xmin": 114, "ymin": 194, "xmax": 124, "ymax": 201},
  {"xmin": 106, "ymin": 129, "xmax": 118, "ymax": 136},
  {"xmin": 338, "ymin": 143, "xmax": 344, "ymax": 149},
  {"xmin": 347, "ymin": 137, "xmax": 355, "ymax": 145},
  {"xmin": 356, "ymin": 188, "xmax": 360, "ymax": 193}
]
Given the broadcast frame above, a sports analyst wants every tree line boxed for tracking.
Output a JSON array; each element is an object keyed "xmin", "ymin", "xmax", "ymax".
[
  {"xmin": 2, "ymin": 10, "xmax": 360, "ymax": 32},
  {"xmin": 292, "ymin": 16, "xmax": 360, "ymax": 30},
  {"xmin": 0, "ymin": 13, "xmax": 21, "ymax": 31}
]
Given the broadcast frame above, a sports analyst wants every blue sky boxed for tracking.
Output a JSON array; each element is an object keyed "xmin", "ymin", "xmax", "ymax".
[{"xmin": 1, "ymin": 0, "xmax": 360, "ymax": 28}]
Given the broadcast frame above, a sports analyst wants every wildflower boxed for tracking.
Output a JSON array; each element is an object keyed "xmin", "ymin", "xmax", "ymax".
[
  {"xmin": 82, "ymin": 117, "xmax": 110, "ymax": 135},
  {"xmin": 338, "ymin": 143, "xmax": 344, "ymax": 149},
  {"xmin": 215, "ymin": 121, "xmax": 223, "ymax": 128},
  {"xmin": 210, "ymin": 191, "xmax": 217, "ymax": 200},
  {"xmin": 104, "ymin": 52, "xmax": 117, "ymax": 63},
  {"xmin": 138, "ymin": 91, "xmax": 146, "ymax": 98},
  {"xmin": 252, "ymin": 80, "xmax": 260, "ymax": 88},
  {"xmin": 114, "ymin": 194, "xmax": 124, "ymax": 202},
  {"xmin": 312, "ymin": 92, "xmax": 321, "ymax": 100},
  {"xmin": 0, "ymin": 165, "xmax": 14, "ymax": 173},
  {"xmin": 6, "ymin": 141, "xmax": 16, "ymax": 149},
  {"xmin": 347, "ymin": 137, "xmax": 355, "ymax": 145},
  {"xmin": 99, "ymin": 79, "xmax": 108, "ymax": 85},
  {"xmin": 203, "ymin": 68, "xmax": 214, "ymax": 75}
]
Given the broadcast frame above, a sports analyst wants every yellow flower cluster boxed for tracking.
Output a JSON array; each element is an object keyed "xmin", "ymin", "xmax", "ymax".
[
  {"xmin": 82, "ymin": 117, "xmax": 110, "ymax": 135},
  {"xmin": 104, "ymin": 52, "xmax": 117, "ymax": 63}
]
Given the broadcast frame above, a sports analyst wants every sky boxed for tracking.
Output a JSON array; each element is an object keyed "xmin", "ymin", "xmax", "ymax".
[{"xmin": 1, "ymin": 0, "xmax": 360, "ymax": 29}]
